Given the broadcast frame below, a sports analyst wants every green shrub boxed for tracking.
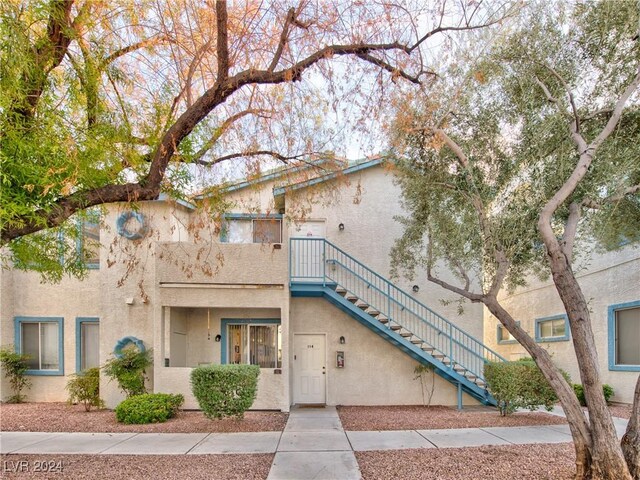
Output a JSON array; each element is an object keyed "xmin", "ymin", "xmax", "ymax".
[
  {"xmin": 191, "ymin": 364, "xmax": 260, "ymax": 419},
  {"xmin": 0, "ymin": 345, "xmax": 32, "ymax": 403},
  {"xmin": 573, "ymin": 383, "xmax": 614, "ymax": 406},
  {"xmin": 115, "ymin": 393, "xmax": 184, "ymax": 424},
  {"xmin": 66, "ymin": 367, "xmax": 104, "ymax": 411},
  {"xmin": 103, "ymin": 347, "xmax": 152, "ymax": 398},
  {"xmin": 484, "ymin": 358, "xmax": 559, "ymax": 416}
]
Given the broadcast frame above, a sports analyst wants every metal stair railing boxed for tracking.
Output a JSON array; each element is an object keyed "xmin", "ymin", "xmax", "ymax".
[{"xmin": 290, "ymin": 237, "xmax": 507, "ymax": 380}]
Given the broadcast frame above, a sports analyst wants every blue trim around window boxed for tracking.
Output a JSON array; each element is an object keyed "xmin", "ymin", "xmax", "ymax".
[
  {"xmin": 14, "ymin": 317, "xmax": 64, "ymax": 376},
  {"xmin": 75, "ymin": 317, "xmax": 99, "ymax": 372},
  {"xmin": 220, "ymin": 318, "xmax": 281, "ymax": 364},
  {"xmin": 535, "ymin": 314, "xmax": 570, "ymax": 343},
  {"xmin": 608, "ymin": 300, "xmax": 640, "ymax": 372},
  {"xmin": 219, "ymin": 213, "xmax": 283, "ymax": 243},
  {"xmin": 496, "ymin": 321, "xmax": 519, "ymax": 345}
]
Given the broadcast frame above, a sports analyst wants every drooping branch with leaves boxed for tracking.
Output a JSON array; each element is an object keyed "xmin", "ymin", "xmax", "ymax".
[{"xmin": 0, "ymin": 0, "xmax": 511, "ymax": 272}]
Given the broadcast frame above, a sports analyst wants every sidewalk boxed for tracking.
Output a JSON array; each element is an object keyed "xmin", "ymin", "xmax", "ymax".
[{"xmin": 0, "ymin": 407, "xmax": 630, "ymax": 480}]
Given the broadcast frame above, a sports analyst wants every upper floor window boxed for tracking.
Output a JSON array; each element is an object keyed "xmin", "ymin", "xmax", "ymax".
[
  {"xmin": 535, "ymin": 315, "xmax": 570, "ymax": 342},
  {"xmin": 222, "ymin": 215, "xmax": 282, "ymax": 244},
  {"xmin": 15, "ymin": 317, "xmax": 64, "ymax": 375},
  {"xmin": 79, "ymin": 219, "xmax": 100, "ymax": 268},
  {"xmin": 497, "ymin": 322, "xmax": 519, "ymax": 345},
  {"xmin": 609, "ymin": 301, "xmax": 640, "ymax": 371}
]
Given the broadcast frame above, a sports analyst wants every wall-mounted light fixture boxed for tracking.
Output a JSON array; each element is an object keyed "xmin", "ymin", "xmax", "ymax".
[
  {"xmin": 338, "ymin": 223, "xmax": 345, "ymax": 231},
  {"xmin": 339, "ymin": 336, "xmax": 346, "ymax": 344},
  {"xmin": 412, "ymin": 285, "xmax": 420, "ymax": 293},
  {"xmin": 215, "ymin": 334, "xmax": 222, "ymax": 342}
]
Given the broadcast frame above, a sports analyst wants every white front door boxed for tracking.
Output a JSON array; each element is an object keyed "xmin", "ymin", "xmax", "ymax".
[{"xmin": 293, "ymin": 334, "xmax": 326, "ymax": 404}]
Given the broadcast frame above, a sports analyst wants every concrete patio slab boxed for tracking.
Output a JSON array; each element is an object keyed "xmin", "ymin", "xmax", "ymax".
[
  {"xmin": 10, "ymin": 432, "xmax": 136, "ymax": 454},
  {"xmin": 284, "ymin": 416, "xmax": 343, "ymax": 432},
  {"xmin": 188, "ymin": 432, "xmax": 281, "ymax": 454},
  {"xmin": 102, "ymin": 433, "xmax": 209, "ymax": 455},
  {"xmin": 347, "ymin": 430, "xmax": 435, "ymax": 451},
  {"xmin": 0, "ymin": 432, "xmax": 62, "ymax": 454},
  {"xmin": 418, "ymin": 428, "xmax": 511, "ymax": 448},
  {"xmin": 481, "ymin": 426, "xmax": 572, "ymax": 444},
  {"xmin": 267, "ymin": 451, "xmax": 361, "ymax": 480},
  {"xmin": 278, "ymin": 431, "xmax": 351, "ymax": 452}
]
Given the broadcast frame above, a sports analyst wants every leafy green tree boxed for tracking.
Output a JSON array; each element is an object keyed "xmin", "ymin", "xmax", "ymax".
[
  {"xmin": 0, "ymin": 0, "xmax": 509, "ymax": 278},
  {"xmin": 390, "ymin": 2, "xmax": 639, "ymax": 478}
]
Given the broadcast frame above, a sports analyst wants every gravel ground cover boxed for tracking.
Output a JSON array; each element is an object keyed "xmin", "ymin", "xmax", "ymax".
[
  {"xmin": 338, "ymin": 405, "xmax": 568, "ymax": 431},
  {"xmin": 356, "ymin": 444, "xmax": 576, "ymax": 480},
  {"xmin": 0, "ymin": 403, "xmax": 287, "ymax": 433},
  {"xmin": 0, "ymin": 454, "xmax": 273, "ymax": 479},
  {"xmin": 606, "ymin": 404, "xmax": 631, "ymax": 419}
]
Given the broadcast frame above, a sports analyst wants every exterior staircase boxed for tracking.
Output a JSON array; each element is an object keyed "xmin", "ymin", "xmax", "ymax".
[{"xmin": 289, "ymin": 237, "xmax": 507, "ymax": 407}]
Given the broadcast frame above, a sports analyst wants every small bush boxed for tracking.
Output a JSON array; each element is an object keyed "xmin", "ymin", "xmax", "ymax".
[
  {"xmin": 191, "ymin": 364, "xmax": 260, "ymax": 419},
  {"xmin": 66, "ymin": 367, "xmax": 104, "ymax": 411},
  {"xmin": 484, "ymin": 358, "xmax": 559, "ymax": 416},
  {"xmin": 0, "ymin": 345, "xmax": 32, "ymax": 403},
  {"xmin": 573, "ymin": 383, "xmax": 614, "ymax": 406},
  {"xmin": 103, "ymin": 347, "xmax": 152, "ymax": 398},
  {"xmin": 115, "ymin": 393, "xmax": 184, "ymax": 424}
]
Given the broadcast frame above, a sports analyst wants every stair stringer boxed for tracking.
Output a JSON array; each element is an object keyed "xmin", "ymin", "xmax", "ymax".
[{"xmin": 291, "ymin": 283, "xmax": 497, "ymax": 406}]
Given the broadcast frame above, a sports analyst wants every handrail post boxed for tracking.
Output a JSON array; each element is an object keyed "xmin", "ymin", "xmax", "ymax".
[
  {"xmin": 449, "ymin": 323, "xmax": 453, "ymax": 370},
  {"xmin": 322, "ymin": 239, "xmax": 326, "ymax": 286},
  {"xmin": 387, "ymin": 282, "xmax": 391, "ymax": 324}
]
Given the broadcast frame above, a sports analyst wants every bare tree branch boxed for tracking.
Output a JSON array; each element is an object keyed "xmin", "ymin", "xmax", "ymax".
[
  {"xmin": 268, "ymin": 7, "xmax": 296, "ymax": 72},
  {"xmin": 216, "ymin": 0, "xmax": 229, "ymax": 81},
  {"xmin": 426, "ymin": 236, "xmax": 483, "ymax": 302},
  {"xmin": 191, "ymin": 109, "xmax": 273, "ymax": 163},
  {"xmin": 101, "ymin": 36, "xmax": 167, "ymax": 69},
  {"xmin": 195, "ymin": 150, "xmax": 308, "ymax": 166},
  {"xmin": 356, "ymin": 52, "xmax": 430, "ymax": 84}
]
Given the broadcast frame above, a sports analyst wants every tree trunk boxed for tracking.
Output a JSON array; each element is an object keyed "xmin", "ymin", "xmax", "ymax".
[
  {"xmin": 484, "ymin": 297, "xmax": 594, "ymax": 477},
  {"xmin": 546, "ymin": 249, "xmax": 633, "ymax": 480},
  {"xmin": 622, "ymin": 375, "xmax": 640, "ymax": 479}
]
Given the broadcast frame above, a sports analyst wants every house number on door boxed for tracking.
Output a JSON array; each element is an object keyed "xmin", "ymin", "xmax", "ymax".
[{"xmin": 307, "ymin": 345, "xmax": 314, "ymax": 348}]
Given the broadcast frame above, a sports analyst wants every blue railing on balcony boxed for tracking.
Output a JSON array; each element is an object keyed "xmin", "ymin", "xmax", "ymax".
[{"xmin": 290, "ymin": 237, "xmax": 507, "ymax": 381}]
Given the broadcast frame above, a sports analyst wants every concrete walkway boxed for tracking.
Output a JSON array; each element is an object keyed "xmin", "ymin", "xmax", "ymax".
[
  {"xmin": 267, "ymin": 406, "xmax": 360, "ymax": 480},
  {"xmin": 0, "ymin": 408, "xmax": 630, "ymax": 480}
]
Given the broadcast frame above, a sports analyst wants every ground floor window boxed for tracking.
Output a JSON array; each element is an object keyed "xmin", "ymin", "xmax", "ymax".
[
  {"xmin": 609, "ymin": 301, "xmax": 640, "ymax": 370},
  {"xmin": 15, "ymin": 317, "xmax": 64, "ymax": 375},
  {"xmin": 77, "ymin": 317, "xmax": 99, "ymax": 371},
  {"xmin": 224, "ymin": 320, "xmax": 281, "ymax": 368}
]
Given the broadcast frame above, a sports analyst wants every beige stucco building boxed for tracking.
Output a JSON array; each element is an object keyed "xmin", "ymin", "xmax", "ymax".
[{"xmin": 1, "ymin": 158, "xmax": 637, "ymax": 408}]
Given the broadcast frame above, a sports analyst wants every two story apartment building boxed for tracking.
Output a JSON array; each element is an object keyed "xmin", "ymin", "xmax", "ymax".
[{"xmin": 1, "ymin": 157, "xmax": 637, "ymax": 408}]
